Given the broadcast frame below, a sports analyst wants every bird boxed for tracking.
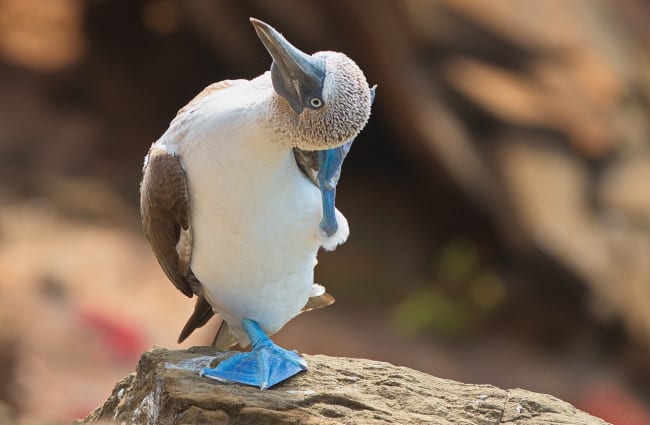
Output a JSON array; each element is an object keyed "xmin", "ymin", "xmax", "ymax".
[{"xmin": 140, "ymin": 17, "xmax": 375, "ymax": 389}]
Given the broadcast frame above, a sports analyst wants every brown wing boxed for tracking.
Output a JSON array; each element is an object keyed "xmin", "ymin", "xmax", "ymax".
[
  {"xmin": 142, "ymin": 80, "xmax": 249, "ymax": 340},
  {"xmin": 144, "ymin": 79, "xmax": 249, "ymax": 342},
  {"xmin": 140, "ymin": 146, "xmax": 196, "ymax": 297}
]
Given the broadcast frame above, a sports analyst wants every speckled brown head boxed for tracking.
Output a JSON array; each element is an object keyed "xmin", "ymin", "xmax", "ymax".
[{"xmin": 251, "ymin": 18, "xmax": 374, "ymax": 150}]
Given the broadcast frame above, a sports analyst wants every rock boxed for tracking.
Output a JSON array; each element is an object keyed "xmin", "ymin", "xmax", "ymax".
[{"xmin": 78, "ymin": 347, "xmax": 608, "ymax": 425}]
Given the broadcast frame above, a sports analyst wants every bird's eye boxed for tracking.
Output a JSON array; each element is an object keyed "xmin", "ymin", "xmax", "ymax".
[{"xmin": 309, "ymin": 97, "xmax": 323, "ymax": 109}]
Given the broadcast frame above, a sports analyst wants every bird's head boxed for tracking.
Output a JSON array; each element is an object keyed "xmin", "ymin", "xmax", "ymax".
[{"xmin": 251, "ymin": 18, "xmax": 374, "ymax": 150}]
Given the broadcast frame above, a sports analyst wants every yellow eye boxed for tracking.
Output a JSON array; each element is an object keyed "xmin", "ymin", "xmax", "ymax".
[{"xmin": 310, "ymin": 98, "xmax": 323, "ymax": 108}]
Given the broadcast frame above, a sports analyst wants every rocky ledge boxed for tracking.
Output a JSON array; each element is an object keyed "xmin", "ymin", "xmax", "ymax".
[{"xmin": 78, "ymin": 346, "xmax": 608, "ymax": 425}]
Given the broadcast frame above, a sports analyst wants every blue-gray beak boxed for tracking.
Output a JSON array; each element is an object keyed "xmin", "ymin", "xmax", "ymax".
[{"xmin": 250, "ymin": 18, "xmax": 326, "ymax": 115}]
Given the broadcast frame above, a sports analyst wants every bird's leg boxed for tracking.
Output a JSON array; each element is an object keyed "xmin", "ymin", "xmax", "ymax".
[
  {"xmin": 201, "ymin": 319, "xmax": 307, "ymax": 389},
  {"xmin": 318, "ymin": 141, "xmax": 353, "ymax": 237},
  {"xmin": 318, "ymin": 85, "xmax": 375, "ymax": 237}
]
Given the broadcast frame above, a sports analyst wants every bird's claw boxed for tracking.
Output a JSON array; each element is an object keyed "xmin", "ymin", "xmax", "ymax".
[{"xmin": 201, "ymin": 319, "xmax": 307, "ymax": 389}]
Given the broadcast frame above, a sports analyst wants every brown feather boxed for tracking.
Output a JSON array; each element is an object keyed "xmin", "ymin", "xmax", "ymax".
[
  {"xmin": 141, "ymin": 79, "xmax": 251, "ymax": 342},
  {"xmin": 178, "ymin": 295, "xmax": 215, "ymax": 343},
  {"xmin": 140, "ymin": 147, "xmax": 194, "ymax": 297}
]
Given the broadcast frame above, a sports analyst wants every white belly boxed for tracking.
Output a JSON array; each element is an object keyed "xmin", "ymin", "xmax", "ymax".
[{"xmin": 180, "ymin": 122, "xmax": 323, "ymax": 344}]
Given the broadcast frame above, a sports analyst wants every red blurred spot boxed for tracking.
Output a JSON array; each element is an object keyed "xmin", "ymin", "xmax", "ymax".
[
  {"xmin": 69, "ymin": 406, "xmax": 96, "ymax": 422},
  {"xmin": 575, "ymin": 383, "xmax": 650, "ymax": 425},
  {"xmin": 76, "ymin": 307, "xmax": 146, "ymax": 363}
]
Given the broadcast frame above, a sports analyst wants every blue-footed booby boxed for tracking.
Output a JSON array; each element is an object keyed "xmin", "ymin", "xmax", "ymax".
[{"xmin": 140, "ymin": 18, "xmax": 375, "ymax": 389}]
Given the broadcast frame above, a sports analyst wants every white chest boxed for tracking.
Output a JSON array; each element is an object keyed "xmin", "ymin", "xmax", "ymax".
[{"xmin": 174, "ymin": 100, "xmax": 323, "ymax": 339}]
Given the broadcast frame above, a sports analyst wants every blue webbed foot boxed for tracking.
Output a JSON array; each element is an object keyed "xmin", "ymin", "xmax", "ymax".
[
  {"xmin": 318, "ymin": 141, "xmax": 353, "ymax": 237},
  {"xmin": 317, "ymin": 85, "xmax": 376, "ymax": 237},
  {"xmin": 201, "ymin": 319, "xmax": 307, "ymax": 389}
]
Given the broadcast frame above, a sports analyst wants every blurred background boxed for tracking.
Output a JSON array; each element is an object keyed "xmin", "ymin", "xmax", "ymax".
[{"xmin": 1, "ymin": 0, "xmax": 650, "ymax": 424}]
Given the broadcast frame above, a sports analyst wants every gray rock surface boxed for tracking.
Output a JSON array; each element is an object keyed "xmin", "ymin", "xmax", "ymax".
[{"xmin": 79, "ymin": 346, "xmax": 609, "ymax": 425}]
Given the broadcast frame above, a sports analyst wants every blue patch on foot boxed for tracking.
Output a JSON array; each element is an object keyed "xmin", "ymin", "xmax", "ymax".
[
  {"xmin": 201, "ymin": 319, "xmax": 307, "ymax": 389},
  {"xmin": 317, "ymin": 86, "xmax": 375, "ymax": 237},
  {"xmin": 318, "ymin": 142, "xmax": 353, "ymax": 237}
]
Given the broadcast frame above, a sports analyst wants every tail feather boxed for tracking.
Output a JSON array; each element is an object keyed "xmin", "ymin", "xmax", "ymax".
[
  {"xmin": 177, "ymin": 295, "xmax": 214, "ymax": 343},
  {"xmin": 178, "ymin": 284, "xmax": 335, "ymax": 346}
]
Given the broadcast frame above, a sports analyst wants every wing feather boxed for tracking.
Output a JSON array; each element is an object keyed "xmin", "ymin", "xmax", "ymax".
[
  {"xmin": 178, "ymin": 295, "xmax": 215, "ymax": 343},
  {"xmin": 140, "ymin": 146, "xmax": 195, "ymax": 297},
  {"xmin": 142, "ymin": 79, "xmax": 249, "ymax": 341}
]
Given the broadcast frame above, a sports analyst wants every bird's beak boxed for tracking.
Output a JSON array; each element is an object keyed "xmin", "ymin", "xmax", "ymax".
[{"xmin": 250, "ymin": 18, "xmax": 326, "ymax": 115}]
